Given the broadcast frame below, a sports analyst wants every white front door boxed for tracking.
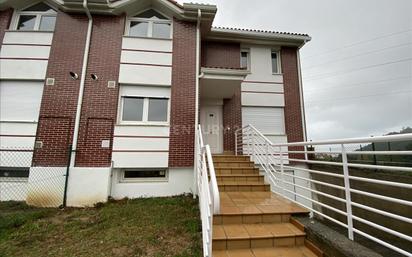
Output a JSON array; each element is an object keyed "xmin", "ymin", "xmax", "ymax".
[{"xmin": 200, "ymin": 105, "xmax": 223, "ymax": 154}]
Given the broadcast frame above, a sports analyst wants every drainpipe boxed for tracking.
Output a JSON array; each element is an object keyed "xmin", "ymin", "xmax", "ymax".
[
  {"xmin": 193, "ymin": 9, "xmax": 201, "ymax": 197},
  {"xmin": 70, "ymin": 0, "xmax": 93, "ymax": 166}
]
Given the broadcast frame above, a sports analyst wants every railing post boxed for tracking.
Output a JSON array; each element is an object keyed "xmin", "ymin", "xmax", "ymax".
[
  {"xmin": 235, "ymin": 131, "xmax": 238, "ymax": 156},
  {"xmin": 279, "ymin": 146, "xmax": 285, "ymax": 196},
  {"xmin": 251, "ymin": 131, "xmax": 255, "ymax": 162},
  {"xmin": 341, "ymin": 144, "xmax": 354, "ymax": 240},
  {"xmin": 265, "ymin": 142, "xmax": 269, "ymax": 169}
]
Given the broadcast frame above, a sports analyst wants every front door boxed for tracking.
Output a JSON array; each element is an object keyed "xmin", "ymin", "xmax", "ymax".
[{"xmin": 200, "ymin": 105, "xmax": 223, "ymax": 154}]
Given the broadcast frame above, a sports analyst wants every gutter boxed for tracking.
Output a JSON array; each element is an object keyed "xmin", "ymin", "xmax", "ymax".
[
  {"xmin": 193, "ymin": 9, "xmax": 201, "ymax": 197},
  {"xmin": 70, "ymin": 0, "xmax": 93, "ymax": 166}
]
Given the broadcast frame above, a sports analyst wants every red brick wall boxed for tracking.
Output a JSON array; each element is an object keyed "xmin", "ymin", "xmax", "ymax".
[
  {"xmin": 33, "ymin": 12, "xmax": 89, "ymax": 166},
  {"xmin": 75, "ymin": 15, "xmax": 125, "ymax": 167},
  {"xmin": 168, "ymin": 19, "xmax": 197, "ymax": 167},
  {"xmin": 0, "ymin": 9, "xmax": 13, "ymax": 49},
  {"xmin": 223, "ymin": 87, "xmax": 242, "ymax": 152},
  {"xmin": 281, "ymin": 46, "xmax": 305, "ymax": 159},
  {"xmin": 201, "ymin": 41, "xmax": 241, "ymax": 69}
]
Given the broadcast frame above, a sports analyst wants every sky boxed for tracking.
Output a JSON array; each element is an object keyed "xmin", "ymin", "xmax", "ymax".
[{"xmin": 177, "ymin": 0, "xmax": 412, "ymax": 141}]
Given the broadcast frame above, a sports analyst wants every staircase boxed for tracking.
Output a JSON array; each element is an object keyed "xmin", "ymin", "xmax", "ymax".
[{"xmin": 211, "ymin": 154, "xmax": 322, "ymax": 257}]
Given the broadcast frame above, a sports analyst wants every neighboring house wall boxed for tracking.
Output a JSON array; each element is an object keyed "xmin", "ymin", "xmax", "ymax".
[
  {"xmin": 201, "ymin": 41, "xmax": 241, "ymax": 69},
  {"xmin": 168, "ymin": 18, "xmax": 197, "ymax": 167},
  {"xmin": 75, "ymin": 15, "xmax": 125, "ymax": 167},
  {"xmin": 32, "ymin": 12, "xmax": 89, "ymax": 166},
  {"xmin": 281, "ymin": 46, "xmax": 305, "ymax": 159}
]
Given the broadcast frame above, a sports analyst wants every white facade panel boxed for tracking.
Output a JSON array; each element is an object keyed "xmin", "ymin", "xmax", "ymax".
[
  {"xmin": 27, "ymin": 167, "xmax": 66, "ymax": 207},
  {"xmin": 122, "ymin": 37, "xmax": 172, "ymax": 52},
  {"xmin": 0, "ymin": 81, "xmax": 44, "ymax": 122},
  {"xmin": 119, "ymin": 84, "xmax": 171, "ymax": 98},
  {"xmin": 114, "ymin": 125, "xmax": 170, "ymax": 137},
  {"xmin": 241, "ymin": 92, "xmax": 285, "ymax": 107},
  {"xmin": 0, "ymin": 151, "xmax": 33, "ymax": 167},
  {"xmin": 0, "ymin": 59, "xmax": 48, "ymax": 80},
  {"xmin": 243, "ymin": 45, "xmax": 283, "ymax": 83},
  {"xmin": 242, "ymin": 107, "xmax": 286, "ymax": 135},
  {"xmin": 119, "ymin": 64, "xmax": 171, "ymax": 85},
  {"xmin": 112, "ymin": 152, "xmax": 169, "ymax": 168},
  {"xmin": 121, "ymin": 50, "xmax": 172, "ymax": 65},
  {"xmin": 113, "ymin": 137, "xmax": 169, "ymax": 151},
  {"xmin": 241, "ymin": 82, "xmax": 284, "ymax": 93},
  {"xmin": 3, "ymin": 31, "xmax": 53, "ymax": 45},
  {"xmin": 0, "ymin": 45, "xmax": 51, "ymax": 59},
  {"xmin": 0, "ymin": 136, "xmax": 35, "ymax": 149},
  {"xmin": 0, "ymin": 122, "xmax": 37, "ymax": 135}
]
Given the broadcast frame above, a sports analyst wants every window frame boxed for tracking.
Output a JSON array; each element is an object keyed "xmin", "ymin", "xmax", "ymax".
[
  {"xmin": 119, "ymin": 95, "xmax": 170, "ymax": 125},
  {"xmin": 271, "ymin": 50, "xmax": 282, "ymax": 74},
  {"xmin": 125, "ymin": 9, "xmax": 172, "ymax": 39},
  {"xmin": 10, "ymin": 4, "xmax": 57, "ymax": 31},
  {"xmin": 240, "ymin": 49, "xmax": 251, "ymax": 71},
  {"xmin": 120, "ymin": 168, "xmax": 168, "ymax": 183}
]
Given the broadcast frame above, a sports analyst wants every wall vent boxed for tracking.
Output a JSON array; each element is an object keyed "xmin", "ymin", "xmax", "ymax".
[
  {"xmin": 34, "ymin": 141, "xmax": 43, "ymax": 149},
  {"xmin": 107, "ymin": 81, "xmax": 116, "ymax": 88},
  {"xmin": 46, "ymin": 78, "xmax": 55, "ymax": 86}
]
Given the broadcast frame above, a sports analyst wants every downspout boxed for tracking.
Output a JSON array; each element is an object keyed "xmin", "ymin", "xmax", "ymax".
[
  {"xmin": 193, "ymin": 9, "xmax": 201, "ymax": 197},
  {"xmin": 297, "ymin": 41, "xmax": 308, "ymax": 157},
  {"xmin": 70, "ymin": 0, "xmax": 93, "ymax": 166}
]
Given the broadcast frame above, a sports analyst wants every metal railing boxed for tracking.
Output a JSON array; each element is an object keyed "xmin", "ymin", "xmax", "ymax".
[
  {"xmin": 196, "ymin": 124, "xmax": 220, "ymax": 257},
  {"xmin": 235, "ymin": 124, "xmax": 412, "ymax": 257}
]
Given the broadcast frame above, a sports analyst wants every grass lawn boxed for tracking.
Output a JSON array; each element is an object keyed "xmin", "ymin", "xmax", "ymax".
[{"xmin": 0, "ymin": 195, "xmax": 201, "ymax": 257}]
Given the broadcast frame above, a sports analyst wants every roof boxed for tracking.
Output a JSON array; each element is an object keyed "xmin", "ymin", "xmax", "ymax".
[{"xmin": 213, "ymin": 26, "xmax": 309, "ymax": 38}]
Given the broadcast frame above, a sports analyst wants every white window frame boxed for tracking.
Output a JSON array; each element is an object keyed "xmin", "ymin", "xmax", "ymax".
[
  {"xmin": 271, "ymin": 50, "xmax": 282, "ymax": 74},
  {"xmin": 120, "ymin": 168, "xmax": 169, "ymax": 183},
  {"xmin": 10, "ymin": 4, "xmax": 57, "ymax": 31},
  {"xmin": 240, "ymin": 48, "xmax": 251, "ymax": 71},
  {"xmin": 125, "ymin": 9, "xmax": 172, "ymax": 39},
  {"xmin": 119, "ymin": 96, "xmax": 170, "ymax": 126}
]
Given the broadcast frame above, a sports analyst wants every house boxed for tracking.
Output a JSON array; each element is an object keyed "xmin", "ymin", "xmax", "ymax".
[{"xmin": 0, "ymin": 0, "xmax": 310, "ymax": 207}]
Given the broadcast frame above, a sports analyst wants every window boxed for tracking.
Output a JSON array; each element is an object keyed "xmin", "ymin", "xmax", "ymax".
[
  {"xmin": 121, "ymin": 97, "xmax": 169, "ymax": 124},
  {"xmin": 271, "ymin": 51, "xmax": 280, "ymax": 73},
  {"xmin": 121, "ymin": 169, "xmax": 168, "ymax": 182},
  {"xmin": 126, "ymin": 9, "xmax": 171, "ymax": 39},
  {"xmin": 240, "ymin": 50, "xmax": 249, "ymax": 70},
  {"xmin": 13, "ymin": 2, "xmax": 57, "ymax": 31},
  {"xmin": 0, "ymin": 168, "xmax": 30, "ymax": 178}
]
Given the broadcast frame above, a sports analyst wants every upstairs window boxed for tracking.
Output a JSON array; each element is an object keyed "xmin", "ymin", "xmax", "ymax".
[
  {"xmin": 121, "ymin": 96, "xmax": 169, "ymax": 124},
  {"xmin": 13, "ymin": 2, "xmax": 57, "ymax": 31},
  {"xmin": 240, "ymin": 49, "xmax": 250, "ymax": 70},
  {"xmin": 126, "ymin": 9, "xmax": 171, "ymax": 39},
  {"xmin": 271, "ymin": 51, "xmax": 280, "ymax": 74}
]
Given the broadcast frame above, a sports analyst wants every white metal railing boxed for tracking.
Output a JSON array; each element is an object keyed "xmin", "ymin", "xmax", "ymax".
[
  {"xmin": 235, "ymin": 124, "xmax": 412, "ymax": 257},
  {"xmin": 196, "ymin": 125, "xmax": 220, "ymax": 257}
]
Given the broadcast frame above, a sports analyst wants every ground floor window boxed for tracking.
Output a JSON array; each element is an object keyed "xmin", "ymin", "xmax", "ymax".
[{"xmin": 121, "ymin": 169, "xmax": 168, "ymax": 182}]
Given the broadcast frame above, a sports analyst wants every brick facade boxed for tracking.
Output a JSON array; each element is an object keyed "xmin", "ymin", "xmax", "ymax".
[
  {"xmin": 33, "ymin": 11, "xmax": 89, "ymax": 166},
  {"xmin": 201, "ymin": 41, "xmax": 241, "ymax": 69},
  {"xmin": 281, "ymin": 46, "xmax": 305, "ymax": 159},
  {"xmin": 168, "ymin": 18, "xmax": 197, "ymax": 167},
  {"xmin": 223, "ymin": 87, "xmax": 242, "ymax": 153},
  {"xmin": 75, "ymin": 15, "xmax": 125, "ymax": 167},
  {"xmin": 0, "ymin": 9, "xmax": 13, "ymax": 49}
]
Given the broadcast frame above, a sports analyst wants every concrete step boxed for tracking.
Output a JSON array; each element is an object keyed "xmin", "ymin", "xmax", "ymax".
[
  {"xmin": 214, "ymin": 161, "xmax": 255, "ymax": 168},
  {"xmin": 212, "ymin": 155, "xmax": 250, "ymax": 162},
  {"xmin": 218, "ymin": 183, "xmax": 270, "ymax": 192},
  {"xmin": 215, "ymin": 174, "xmax": 264, "ymax": 183},
  {"xmin": 212, "ymin": 246, "xmax": 319, "ymax": 257},
  {"xmin": 215, "ymin": 167, "xmax": 260, "ymax": 175}
]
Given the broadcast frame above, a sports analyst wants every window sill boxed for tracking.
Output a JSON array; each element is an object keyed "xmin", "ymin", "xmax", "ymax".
[
  {"xmin": 123, "ymin": 35, "xmax": 172, "ymax": 41},
  {"xmin": 272, "ymin": 73, "xmax": 283, "ymax": 76},
  {"xmin": 6, "ymin": 29, "xmax": 54, "ymax": 33},
  {"xmin": 116, "ymin": 122, "xmax": 170, "ymax": 127},
  {"xmin": 119, "ymin": 178, "xmax": 168, "ymax": 183}
]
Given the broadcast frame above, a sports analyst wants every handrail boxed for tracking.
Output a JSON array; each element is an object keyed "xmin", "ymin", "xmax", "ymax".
[
  {"xmin": 235, "ymin": 124, "xmax": 412, "ymax": 257},
  {"xmin": 196, "ymin": 124, "xmax": 220, "ymax": 257}
]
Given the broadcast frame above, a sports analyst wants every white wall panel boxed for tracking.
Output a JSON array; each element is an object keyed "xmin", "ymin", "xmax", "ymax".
[
  {"xmin": 242, "ymin": 107, "xmax": 286, "ymax": 134},
  {"xmin": 122, "ymin": 37, "xmax": 172, "ymax": 52},
  {"xmin": 241, "ymin": 92, "xmax": 285, "ymax": 107},
  {"xmin": 0, "ymin": 44, "xmax": 51, "ymax": 59},
  {"xmin": 3, "ymin": 31, "xmax": 53, "ymax": 45},
  {"xmin": 120, "ymin": 84, "xmax": 171, "ymax": 98},
  {"xmin": 0, "ymin": 81, "xmax": 44, "ymax": 121},
  {"xmin": 0, "ymin": 136, "xmax": 35, "ymax": 149},
  {"xmin": 121, "ymin": 50, "xmax": 172, "ymax": 65},
  {"xmin": 119, "ymin": 64, "xmax": 171, "ymax": 85},
  {"xmin": 114, "ymin": 125, "xmax": 170, "ymax": 137},
  {"xmin": 242, "ymin": 82, "xmax": 283, "ymax": 93},
  {"xmin": 0, "ymin": 152, "xmax": 33, "ymax": 167},
  {"xmin": 243, "ymin": 45, "xmax": 283, "ymax": 82},
  {"xmin": 112, "ymin": 152, "xmax": 168, "ymax": 168},
  {"xmin": 0, "ymin": 59, "xmax": 48, "ymax": 80},
  {"xmin": 0, "ymin": 122, "xmax": 37, "ymax": 135},
  {"xmin": 113, "ymin": 137, "xmax": 169, "ymax": 151}
]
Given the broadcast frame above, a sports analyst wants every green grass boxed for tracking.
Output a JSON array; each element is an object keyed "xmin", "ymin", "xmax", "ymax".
[{"xmin": 0, "ymin": 196, "xmax": 201, "ymax": 257}]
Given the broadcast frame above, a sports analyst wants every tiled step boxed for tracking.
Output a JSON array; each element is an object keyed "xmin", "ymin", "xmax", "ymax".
[
  {"xmin": 213, "ymin": 246, "xmax": 319, "ymax": 257},
  {"xmin": 216, "ymin": 174, "xmax": 264, "ymax": 183},
  {"xmin": 218, "ymin": 183, "xmax": 270, "ymax": 192},
  {"xmin": 213, "ymin": 155, "xmax": 250, "ymax": 162},
  {"xmin": 214, "ymin": 213, "xmax": 291, "ymax": 225},
  {"xmin": 213, "ymin": 223, "xmax": 306, "ymax": 250},
  {"xmin": 215, "ymin": 167, "xmax": 260, "ymax": 175},
  {"xmin": 214, "ymin": 161, "xmax": 255, "ymax": 168}
]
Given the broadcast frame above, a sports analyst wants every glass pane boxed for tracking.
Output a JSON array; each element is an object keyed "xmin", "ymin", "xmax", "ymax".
[
  {"xmin": 17, "ymin": 15, "xmax": 36, "ymax": 30},
  {"xmin": 124, "ymin": 170, "xmax": 166, "ymax": 178},
  {"xmin": 122, "ymin": 97, "xmax": 144, "ymax": 121},
  {"xmin": 129, "ymin": 21, "xmax": 148, "ymax": 37},
  {"xmin": 241, "ymin": 52, "xmax": 248, "ymax": 68},
  {"xmin": 148, "ymin": 98, "xmax": 168, "ymax": 122},
  {"xmin": 24, "ymin": 2, "xmax": 53, "ymax": 12},
  {"xmin": 152, "ymin": 23, "xmax": 171, "ymax": 38},
  {"xmin": 135, "ymin": 9, "xmax": 168, "ymax": 20},
  {"xmin": 39, "ymin": 16, "xmax": 56, "ymax": 31},
  {"xmin": 271, "ymin": 52, "xmax": 278, "ymax": 73}
]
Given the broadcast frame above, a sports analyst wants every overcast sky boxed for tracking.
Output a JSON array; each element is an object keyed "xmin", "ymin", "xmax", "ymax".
[{"xmin": 178, "ymin": 0, "xmax": 412, "ymax": 141}]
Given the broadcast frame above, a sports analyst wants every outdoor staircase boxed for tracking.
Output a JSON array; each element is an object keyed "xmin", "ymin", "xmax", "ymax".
[{"xmin": 211, "ymin": 154, "xmax": 322, "ymax": 257}]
